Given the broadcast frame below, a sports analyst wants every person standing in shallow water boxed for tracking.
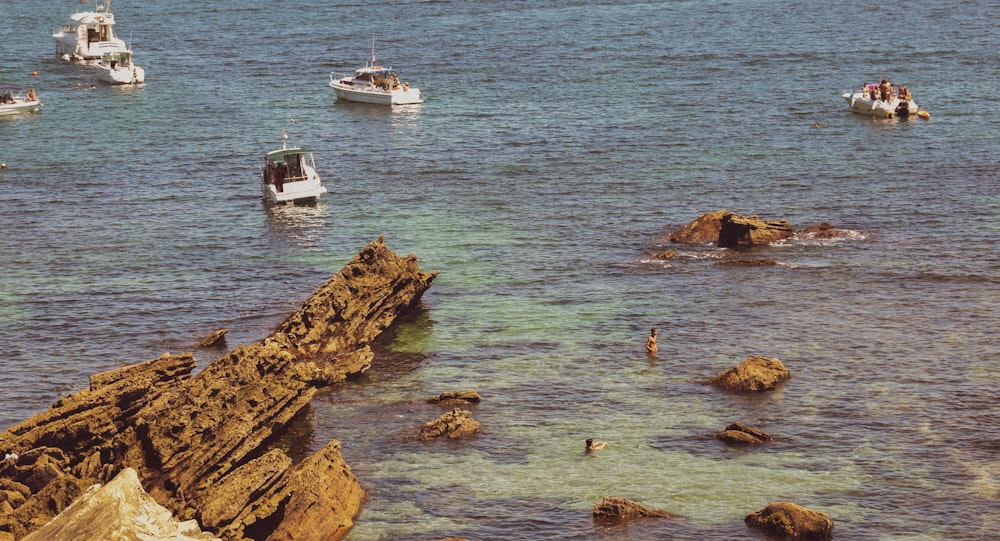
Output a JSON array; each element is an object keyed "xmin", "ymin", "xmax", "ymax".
[{"xmin": 645, "ymin": 327, "xmax": 658, "ymax": 354}]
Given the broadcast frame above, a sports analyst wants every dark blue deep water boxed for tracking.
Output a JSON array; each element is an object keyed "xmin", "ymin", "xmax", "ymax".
[{"xmin": 1, "ymin": 0, "xmax": 998, "ymax": 539}]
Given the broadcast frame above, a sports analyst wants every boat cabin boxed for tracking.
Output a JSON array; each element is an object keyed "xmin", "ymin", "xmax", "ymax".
[
  {"xmin": 102, "ymin": 50, "xmax": 133, "ymax": 69},
  {"xmin": 263, "ymin": 148, "xmax": 315, "ymax": 193}
]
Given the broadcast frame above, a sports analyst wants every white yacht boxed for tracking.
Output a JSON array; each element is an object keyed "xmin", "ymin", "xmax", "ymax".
[
  {"xmin": 329, "ymin": 41, "xmax": 422, "ymax": 105},
  {"xmin": 53, "ymin": 0, "xmax": 129, "ymax": 62},
  {"xmin": 261, "ymin": 130, "xmax": 328, "ymax": 205},
  {"xmin": 96, "ymin": 50, "xmax": 145, "ymax": 85}
]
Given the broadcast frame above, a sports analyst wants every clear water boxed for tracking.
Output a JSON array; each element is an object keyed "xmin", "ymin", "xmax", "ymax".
[{"xmin": 1, "ymin": 0, "xmax": 998, "ymax": 539}]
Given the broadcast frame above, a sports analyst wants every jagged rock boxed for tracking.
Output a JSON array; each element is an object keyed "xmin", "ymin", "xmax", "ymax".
[
  {"xmin": 419, "ymin": 408, "xmax": 480, "ymax": 440},
  {"xmin": 22, "ymin": 467, "xmax": 221, "ymax": 541},
  {"xmin": 197, "ymin": 328, "xmax": 229, "ymax": 348},
  {"xmin": 799, "ymin": 222, "xmax": 845, "ymax": 239},
  {"xmin": 716, "ymin": 422, "xmax": 772, "ymax": 445},
  {"xmin": 715, "ymin": 257, "xmax": 777, "ymax": 267},
  {"xmin": 0, "ymin": 237, "xmax": 437, "ymax": 541},
  {"xmin": 427, "ymin": 390, "xmax": 482, "ymax": 405},
  {"xmin": 668, "ymin": 209, "xmax": 732, "ymax": 244},
  {"xmin": 708, "ymin": 356, "xmax": 790, "ymax": 392},
  {"xmin": 651, "ymin": 249, "xmax": 678, "ymax": 260},
  {"xmin": 745, "ymin": 501, "xmax": 833, "ymax": 539},
  {"xmin": 718, "ymin": 213, "xmax": 794, "ymax": 248},
  {"xmin": 592, "ymin": 496, "xmax": 676, "ymax": 520}
]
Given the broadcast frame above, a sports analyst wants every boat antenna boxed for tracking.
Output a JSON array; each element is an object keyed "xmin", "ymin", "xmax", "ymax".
[
  {"xmin": 281, "ymin": 128, "xmax": 288, "ymax": 150},
  {"xmin": 370, "ymin": 35, "xmax": 376, "ymax": 66}
]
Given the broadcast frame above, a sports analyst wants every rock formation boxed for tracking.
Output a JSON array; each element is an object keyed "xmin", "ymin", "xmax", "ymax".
[
  {"xmin": 419, "ymin": 408, "xmax": 480, "ymax": 441},
  {"xmin": 707, "ymin": 355, "xmax": 790, "ymax": 392},
  {"xmin": 715, "ymin": 422, "xmax": 772, "ymax": 445},
  {"xmin": 592, "ymin": 496, "xmax": 676, "ymax": 520},
  {"xmin": 714, "ymin": 257, "xmax": 777, "ymax": 267},
  {"xmin": 718, "ymin": 213, "xmax": 794, "ymax": 248},
  {"xmin": 427, "ymin": 390, "xmax": 482, "ymax": 406},
  {"xmin": 745, "ymin": 501, "xmax": 833, "ymax": 539},
  {"xmin": 197, "ymin": 328, "xmax": 229, "ymax": 348},
  {"xmin": 21, "ymin": 468, "xmax": 220, "ymax": 541},
  {"xmin": 0, "ymin": 237, "xmax": 437, "ymax": 541},
  {"xmin": 668, "ymin": 209, "xmax": 732, "ymax": 244}
]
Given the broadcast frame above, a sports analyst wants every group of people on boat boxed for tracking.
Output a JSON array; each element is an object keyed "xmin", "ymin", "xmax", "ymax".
[
  {"xmin": 861, "ymin": 78, "xmax": 913, "ymax": 103},
  {"xmin": 0, "ymin": 89, "xmax": 34, "ymax": 104},
  {"xmin": 373, "ymin": 72, "xmax": 407, "ymax": 91}
]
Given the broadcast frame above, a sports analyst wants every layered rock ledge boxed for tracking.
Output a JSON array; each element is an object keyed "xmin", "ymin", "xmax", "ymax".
[{"xmin": 0, "ymin": 237, "xmax": 437, "ymax": 541}]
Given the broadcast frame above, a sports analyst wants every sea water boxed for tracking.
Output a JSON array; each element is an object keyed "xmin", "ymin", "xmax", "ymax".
[{"xmin": 1, "ymin": 0, "xmax": 997, "ymax": 539}]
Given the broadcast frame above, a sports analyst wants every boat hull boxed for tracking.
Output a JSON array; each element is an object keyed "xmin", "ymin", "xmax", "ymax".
[
  {"xmin": 842, "ymin": 92, "xmax": 918, "ymax": 119},
  {"xmin": 330, "ymin": 80, "xmax": 423, "ymax": 105},
  {"xmin": 0, "ymin": 100, "xmax": 41, "ymax": 116},
  {"xmin": 97, "ymin": 65, "xmax": 145, "ymax": 85},
  {"xmin": 262, "ymin": 180, "xmax": 327, "ymax": 205}
]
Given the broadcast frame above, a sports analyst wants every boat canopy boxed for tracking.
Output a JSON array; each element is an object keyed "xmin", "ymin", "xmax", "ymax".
[
  {"xmin": 0, "ymin": 83, "xmax": 25, "ymax": 91},
  {"xmin": 265, "ymin": 147, "xmax": 310, "ymax": 161}
]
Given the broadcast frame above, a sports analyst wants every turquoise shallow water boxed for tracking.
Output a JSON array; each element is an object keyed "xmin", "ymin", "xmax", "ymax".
[{"xmin": 1, "ymin": 0, "xmax": 998, "ymax": 539}]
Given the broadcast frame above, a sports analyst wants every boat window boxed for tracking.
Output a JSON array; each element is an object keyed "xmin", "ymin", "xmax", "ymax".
[
  {"xmin": 356, "ymin": 72, "xmax": 372, "ymax": 81},
  {"xmin": 286, "ymin": 154, "xmax": 303, "ymax": 179}
]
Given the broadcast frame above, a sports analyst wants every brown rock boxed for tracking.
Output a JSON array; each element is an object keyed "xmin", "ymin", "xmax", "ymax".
[
  {"xmin": 420, "ymin": 408, "xmax": 480, "ymax": 440},
  {"xmin": 799, "ymin": 222, "xmax": 853, "ymax": 240},
  {"xmin": 22, "ymin": 468, "xmax": 220, "ymax": 541},
  {"xmin": 718, "ymin": 213, "xmax": 794, "ymax": 248},
  {"xmin": 197, "ymin": 328, "xmax": 229, "ymax": 348},
  {"xmin": 427, "ymin": 390, "xmax": 482, "ymax": 405},
  {"xmin": 0, "ymin": 237, "xmax": 436, "ymax": 541},
  {"xmin": 708, "ymin": 356, "xmax": 790, "ymax": 392},
  {"xmin": 668, "ymin": 209, "xmax": 732, "ymax": 244},
  {"xmin": 651, "ymin": 249, "xmax": 678, "ymax": 260},
  {"xmin": 745, "ymin": 501, "xmax": 833, "ymax": 539},
  {"xmin": 716, "ymin": 422, "xmax": 772, "ymax": 445},
  {"xmin": 715, "ymin": 258, "xmax": 777, "ymax": 267},
  {"xmin": 592, "ymin": 496, "xmax": 675, "ymax": 520}
]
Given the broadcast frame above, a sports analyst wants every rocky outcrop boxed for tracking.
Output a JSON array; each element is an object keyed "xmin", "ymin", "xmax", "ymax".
[
  {"xmin": 21, "ymin": 468, "xmax": 220, "ymax": 541},
  {"xmin": 745, "ymin": 502, "xmax": 833, "ymax": 539},
  {"xmin": 798, "ymin": 222, "xmax": 849, "ymax": 240},
  {"xmin": 714, "ymin": 257, "xmax": 777, "ymax": 267},
  {"xmin": 592, "ymin": 496, "xmax": 676, "ymax": 520},
  {"xmin": 668, "ymin": 209, "xmax": 732, "ymax": 244},
  {"xmin": 718, "ymin": 213, "xmax": 794, "ymax": 248},
  {"xmin": 707, "ymin": 356, "xmax": 790, "ymax": 392},
  {"xmin": 197, "ymin": 328, "xmax": 229, "ymax": 348},
  {"xmin": 427, "ymin": 390, "xmax": 482, "ymax": 406},
  {"xmin": 0, "ymin": 237, "xmax": 436, "ymax": 541},
  {"xmin": 716, "ymin": 422, "xmax": 772, "ymax": 445},
  {"xmin": 419, "ymin": 408, "xmax": 480, "ymax": 441}
]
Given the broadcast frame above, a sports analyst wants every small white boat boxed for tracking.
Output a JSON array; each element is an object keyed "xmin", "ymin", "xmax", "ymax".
[
  {"xmin": 329, "ymin": 42, "xmax": 422, "ymax": 105},
  {"xmin": 96, "ymin": 50, "xmax": 145, "ymax": 85},
  {"xmin": 53, "ymin": 0, "xmax": 130, "ymax": 62},
  {"xmin": 261, "ymin": 130, "xmax": 328, "ymax": 205},
  {"xmin": 0, "ymin": 84, "xmax": 42, "ymax": 116},
  {"xmin": 842, "ymin": 81, "xmax": 925, "ymax": 119}
]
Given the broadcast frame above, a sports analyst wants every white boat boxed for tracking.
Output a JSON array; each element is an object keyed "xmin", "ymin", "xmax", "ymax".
[
  {"xmin": 53, "ymin": 0, "xmax": 129, "ymax": 62},
  {"xmin": 261, "ymin": 130, "xmax": 328, "ymax": 205},
  {"xmin": 842, "ymin": 81, "xmax": 925, "ymax": 119},
  {"xmin": 96, "ymin": 50, "xmax": 145, "ymax": 85},
  {"xmin": 329, "ymin": 43, "xmax": 422, "ymax": 105},
  {"xmin": 0, "ymin": 84, "xmax": 42, "ymax": 116}
]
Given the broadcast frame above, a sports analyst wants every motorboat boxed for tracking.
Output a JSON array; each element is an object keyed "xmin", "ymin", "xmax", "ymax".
[
  {"xmin": 842, "ymin": 82, "xmax": 927, "ymax": 119},
  {"xmin": 329, "ymin": 42, "xmax": 422, "ymax": 105},
  {"xmin": 261, "ymin": 130, "xmax": 328, "ymax": 205},
  {"xmin": 0, "ymin": 84, "xmax": 42, "ymax": 116},
  {"xmin": 96, "ymin": 50, "xmax": 145, "ymax": 85},
  {"xmin": 53, "ymin": 0, "xmax": 129, "ymax": 62}
]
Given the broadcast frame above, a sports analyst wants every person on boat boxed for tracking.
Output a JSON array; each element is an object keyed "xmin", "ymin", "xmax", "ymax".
[
  {"xmin": 645, "ymin": 327, "xmax": 658, "ymax": 354},
  {"xmin": 26, "ymin": 88, "xmax": 37, "ymax": 101},
  {"xmin": 879, "ymin": 78, "xmax": 893, "ymax": 102},
  {"xmin": 586, "ymin": 439, "xmax": 607, "ymax": 452},
  {"xmin": 391, "ymin": 73, "xmax": 401, "ymax": 90}
]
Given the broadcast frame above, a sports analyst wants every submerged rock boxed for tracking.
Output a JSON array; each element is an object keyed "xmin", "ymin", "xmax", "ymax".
[
  {"xmin": 0, "ymin": 237, "xmax": 437, "ymax": 541},
  {"xmin": 197, "ymin": 328, "xmax": 229, "ymax": 348},
  {"xmin": 708, "ymin": 355, "xmax": 790, "ymax": 392},
  {"xmin": 745, "ymin": 501, "xmax": 833, "ymax": 539},
  {"xmin": 427, "ymin": 390, "xmax": 482, "ymax": 405},
  {"xmin": 592, "ymin": 496, "xmax": 676, "ymax": 520},
  {"xmin": 419, "ymin": 408, "xmax": 480, "ymax": 440},
  {"xmin": 716, "ymin": 422, "xmax": 772, "ymax": 445}
]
